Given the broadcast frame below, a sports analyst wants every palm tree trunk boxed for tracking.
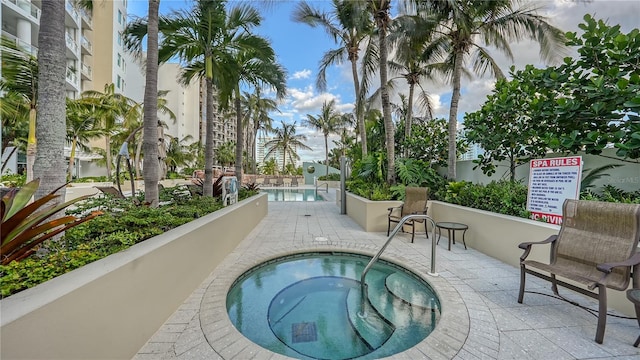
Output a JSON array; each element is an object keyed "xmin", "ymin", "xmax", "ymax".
[
  {"xmin": 67, "ymin": 138, "xmax": 77, "ymax": 181},
  {"xmin": 142, "ymin": 0, "xmax": 160, "ymax": 207},
  {"xmin": 404, "ymin": 83, "xmax": 415, "ymax": 158},
  {"xmin": 324, "ymin": 135, "xmax": 329, "ymax": 177},
  {"xmin": 448, "ymin": 51, "xmax": 463, "ymax": 180},
  {"xmin": 351, "ymin": 59, "xmax": 367, "ymax": 157},
  {"xmin": 235, "ymin": 94, "xmax": 243, "ymax": 184},
  {"xmin": 34, "ymin": 0, "xmax": 67, "ymax": 201},
  {"xmin": 135, "ymin": 133, "xmax": 143, "ymax": 179},
  {"xmin": 26, "ymin": 107, "xmax": 36, "ymax": 182},
  {"xmin": 378, "ymin": 15, "xmax": 395, "ymax": 184},
  {"xmin": 203, "ymin": 77, "xmax": 215, "ymax": 197},
  {"xmin": 105, "ymin": 135, "xmax": 112, "ymax": 179}
]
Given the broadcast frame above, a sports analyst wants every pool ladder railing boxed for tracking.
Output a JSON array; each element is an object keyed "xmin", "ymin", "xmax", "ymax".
[
  {"xmin": 359, "ymin": 214, "xmax": 437, "ymax": 317},
  {"xmin": 315, "ymin": 182, "xmax": 329, "ymax": 192}
]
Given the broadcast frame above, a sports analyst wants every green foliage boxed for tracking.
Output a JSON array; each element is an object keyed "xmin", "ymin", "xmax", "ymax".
[
  {"xmin": 1, "ymin": 179, "xmax": 102, "ymax": 265},
  {"xmin": 72, "ymin": 176, "xmax": 111, "ymax": 183},
  {"xmin": 318, "ymin": 173, "xmax": 340, "ymax": 181},
  {"xmin": 396, "ymin": 118, "xmax": 463, "ymax": 167},
  {"xmin": 580, "ymin": 164, "xmax": 623, "ymax": 192},
  {"xmin": 434, "ymin": 180, "xmax": 531, "ymax": 218},
  {"xmin": 0, "ymin": 173, "xmax": 26, "ymax": 187},
  {"xmin": 1, "ymin": 186, "xmax": 259, "ymax": 297},
  {"xmin": 581, "ymin": 185, "xmax": 640, "ymax": 204}
]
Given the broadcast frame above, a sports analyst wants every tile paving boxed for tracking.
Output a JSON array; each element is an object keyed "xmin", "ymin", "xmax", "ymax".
[{"xmin": 134, "ymin": 189, "xmax": 640, "ymax": 359}]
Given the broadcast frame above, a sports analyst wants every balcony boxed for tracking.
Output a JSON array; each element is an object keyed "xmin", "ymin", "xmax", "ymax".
[
  {"xmin": 81, "ymin": 63, "xmax": 92, "ymax": 80},
  {"xmin": 65, "ymin": 0, "xmax": 80, "ymax": 25},
  {"xmin": 81, "ymin": 9, "xmax": 93, "ymax": 29},
  {"xmin": 81, "ymin": 36, "xmax": 92, "ymax": 54},
  {"xmin": 66, "ymin": 68, "xmax": 79, "ymax": 89},
  {"xmin": 1, "ymin": 0, "xmax": 41, "ymax": 23},
  {"xmin": 1, "ymin": 31, "xmax": 37, "ymax": 56},
  {"xmin": 65, "ymin": 31, "xmax": 78, "ymax": 57}
]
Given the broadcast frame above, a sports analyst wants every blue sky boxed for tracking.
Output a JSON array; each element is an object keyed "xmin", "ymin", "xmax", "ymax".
[{"xmin": 128, "ymin": 0, "xmax": 640, "ymax": 163}]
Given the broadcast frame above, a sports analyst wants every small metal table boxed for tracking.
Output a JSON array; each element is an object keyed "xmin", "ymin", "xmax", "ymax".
[
  {"xmin": 436, "ymin": 222, "xmax": 468, "ymax": 251},
  {"xmin": 626, "ymin": 289, "xmax": 640, "ymax": 347}
]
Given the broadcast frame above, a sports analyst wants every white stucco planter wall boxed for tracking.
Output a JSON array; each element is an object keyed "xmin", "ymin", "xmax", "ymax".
[
  {"xmin": 345, "ymin": 197, "xmax": 635, "ymax": 317},
  {"xmin": 0, "ymin": 193, "xmax": 267, "ymax": 360}
]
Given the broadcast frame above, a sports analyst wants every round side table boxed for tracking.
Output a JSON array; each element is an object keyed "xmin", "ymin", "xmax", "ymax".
[{"xmin": 435, "ymin": 222, "xmax": 468, "ymax": 251}]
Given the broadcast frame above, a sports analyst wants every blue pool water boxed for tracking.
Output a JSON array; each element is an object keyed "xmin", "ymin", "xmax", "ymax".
[
  {"xmin": 226, "ymin": 252, "xmax": 441, "ymax": 359},
  {"xmin": 264, "ymin": 189, "xmax": 325, "ymax": 201}
]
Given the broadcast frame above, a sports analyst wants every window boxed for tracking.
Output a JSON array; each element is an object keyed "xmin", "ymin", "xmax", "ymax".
[
  {"xmin": 117, "ymin": 31, "xmax": 122, "ymax": 46},
  {"xmin": 117, "ymin": 53, "xmax": 121, "ymax": 67},
  {"xmin": 116, "ymin": 75, "xmax": 122, "ymax": 89},
  {"xmin": 118, "ymin": 10, "xmax": 122, "ymax": 25}
]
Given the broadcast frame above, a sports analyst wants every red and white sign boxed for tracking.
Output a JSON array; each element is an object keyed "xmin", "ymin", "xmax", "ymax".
[{"xmin": 527, "ymin": 156, "xmax": 582, "ymax": 225}]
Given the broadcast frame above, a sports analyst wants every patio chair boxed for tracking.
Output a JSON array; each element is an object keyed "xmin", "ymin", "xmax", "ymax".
[
  {"xmin": 291, "ymin": 177, "xmax": 299, "ymax": 187},
  {"xmin": 518, "ymin": 199, "xmax": 640, "ymax": 344},
  {"xmin": 262, "ymin": 177, "xmax": 272, "ymax": 187},
  {"xmin": 274, "ymin": 177, "xmax": 284, "ymax": 187},
  {"xmin": 387, "ymin": 187, "xmax": 429, "ymax": 243}
]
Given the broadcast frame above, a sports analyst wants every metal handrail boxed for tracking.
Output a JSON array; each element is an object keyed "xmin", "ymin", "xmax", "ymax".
[
  {"xmin": 359, "ymin": 214, "xmax": 437, "ymax": 317},
  {"xmin": 315, "ymin": 182, "xmax": 329, "ymax": 192}
]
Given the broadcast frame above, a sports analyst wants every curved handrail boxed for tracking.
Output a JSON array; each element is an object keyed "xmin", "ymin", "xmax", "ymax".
[
  {"xmin": 315, "ymin": 182, "xmax": 329, "ymax": 192},
  {"xmin": 359, "ymin": 214, "xmax": 437, "ymax": 317}
]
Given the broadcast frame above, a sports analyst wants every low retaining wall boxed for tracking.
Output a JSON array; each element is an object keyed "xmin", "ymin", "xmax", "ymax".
[
  {"xmin": 344, "ymin": 195, "xmax": 635, "ymax": 317},
  {"xmin": 429, "ymin": 200, "xmax": 636, "ymax": 317},
  {"xmin": 0, "ymin": 193, "xmax": 268, "ymax": 360}
]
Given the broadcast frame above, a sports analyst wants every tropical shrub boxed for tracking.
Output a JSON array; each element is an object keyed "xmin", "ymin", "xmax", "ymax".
[
  {"xmin": 1, "ymin": 179, "xmax": 102, "ymax": 265},
  {"xmin": 434, "ymin": 180, "xmax": 530, "ymax": 218},
  {"xmin": 1, "ymin": 186, "xmax": 259, "ymax": 297},
  {"xmin": 0, "ymin": 173, "xmax": 26, "ymax": 187},
  {"xmin": 318, "ymin": 173, "xmax": 340, "ymax": 181}
]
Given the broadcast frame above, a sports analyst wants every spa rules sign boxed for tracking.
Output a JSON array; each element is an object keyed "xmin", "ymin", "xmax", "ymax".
[{"xmin": 526, "ymin": 156, "xmax": 583, "ymax": 225}]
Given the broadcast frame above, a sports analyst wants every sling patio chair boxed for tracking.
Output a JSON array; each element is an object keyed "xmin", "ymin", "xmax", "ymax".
[
  {"xmin": 387, "ymin": 187, "xmax": 429, "ymax": 243},
  {"xmin": 94, "ymin": 186, "xmax": 125, "ymax": 199},
  {"xmin": 518, "ymin": 199, "xmax": 640, "ymax": 344}
]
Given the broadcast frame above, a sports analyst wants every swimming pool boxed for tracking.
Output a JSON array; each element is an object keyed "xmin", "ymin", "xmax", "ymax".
[
  {"xmin": 263, "ymin": 188, "xmax": 325, "ymax": 201},
  {"xmin": 226, "ymin": 252, "xmax": 441, "ymax": 359}
]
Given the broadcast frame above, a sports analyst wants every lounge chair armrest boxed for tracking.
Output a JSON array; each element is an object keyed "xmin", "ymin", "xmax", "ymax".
[
  {"xmin": 387, "ymin": 205, "xmax": 402, "ymax": 215},
  {"xmin": 597, "ymin": 252, "xmax": 640, "ymax": 274},
  {"xmin": 519, "ymin": 235, "xmax": 557, "ymax": 262}
]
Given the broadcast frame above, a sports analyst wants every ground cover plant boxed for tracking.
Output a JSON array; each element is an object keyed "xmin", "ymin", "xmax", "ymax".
[{"xmin": 0, "ymin": 185, "xmax": 258, "ymax": 297}]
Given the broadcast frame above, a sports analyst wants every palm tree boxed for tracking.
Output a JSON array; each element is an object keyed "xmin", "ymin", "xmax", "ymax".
[
  {"xmin": 81, "ymin": 83, "xmax": 137, "ymax": 180},
  {"xmin": 304, "ymin": 99, "xmax": 344, "ymax": 176},
  {"xmin": 264, "ymin": 121, "xmax": 312, "ymax": 173},
  {"xmin": 65, "ymin": 99, "xmax": 103, "ymax": 180},
  {"xmin": 142, "ymin": 0, "xmax": 161, "ymax": 206},
  {"xmin": 164, "ymin": 135, "xmax": 195, "ymax": 174},
  {"xmin": 387, "ymin": 15, "xmax": 438, "ymax": 156},
  {"xmin": 33, "ymin": 0, "xmax": 67, "ymax": 201},
  {"xmin": 212, "ymin": 4, "xmax": 286, "ymax": 185},
  {"xmin": 368, "ymin": 0, "xmax": 395, "ymax": 183},
  {"xmin": 215, "ymin": 140, "xmax": 235, "ymax": 167},
  {"xmin": 418, "ymin": 0, "xmax": 565, "ymax": 180},
  {"xmin": 0, "ymin": 37, "xmax": 38, "ymax": 182},
  {"xmin": 243, "ymin": 89, "xmax": 279, "ymax": 174},
  {"xmin": 293, "ymin": 0, "xmax": 375, "ymax": 157}
]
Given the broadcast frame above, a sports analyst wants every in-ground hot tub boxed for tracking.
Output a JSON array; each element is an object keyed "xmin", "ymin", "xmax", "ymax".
[{"xmin": 226, "ymin": 252, "xmax": 441, "ymax": 359}]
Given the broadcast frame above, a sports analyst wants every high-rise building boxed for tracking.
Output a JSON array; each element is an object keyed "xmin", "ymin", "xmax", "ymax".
[
  {"xmin": 157, "ymin": 63, "xmax": 201, "ymax": 144},
  {"xmin": 256, "ymin": 136, "xmax": 290, "ymax": 171}
]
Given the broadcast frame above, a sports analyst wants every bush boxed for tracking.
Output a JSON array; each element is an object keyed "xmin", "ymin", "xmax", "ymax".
[
  {"xmin": 434, "ymin": 180, "xmax": 530, "ymax": 218},
  {"xmin": 0, "ymin": 173, "xmax": 26, "ymax": 187},
  {"xmin": 0, "ymin": 186, "xmax": 258, "ymax": 297},
  {"xmin": 318, "ymin": 173, "xmax": 340, "ymax": 181}
]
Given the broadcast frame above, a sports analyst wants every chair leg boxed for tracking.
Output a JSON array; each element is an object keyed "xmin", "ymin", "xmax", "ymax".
[
  {"xmin": 595, "ymin": 284, "xmax": 607, "ymax": 344},
  {"xmin": 518, "ymin": 265, "xmax": 526, "ymax": 304},
  {"xmin": 387, "ymin": 220, "xmax": 391, "ymax": 236},
  {"xmin": 410, "ymin": 221, "xmax": 415, "ymax": 243},
  {"xmin": 424, "ymin": 220, "xmax": 428, "ymax": 239}
]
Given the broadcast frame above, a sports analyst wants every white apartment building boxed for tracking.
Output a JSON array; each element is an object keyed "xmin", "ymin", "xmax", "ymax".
[
  {"xmin": 157, "ymin": 63, "xmax": 201, "ymax": 144},
  {"xmin": 457, "ymin": 123, "xmax": 485, "ymax": 161},
  {"xmin": 256, "ymin": 136, "xmax": 289, "ymax": 171}
]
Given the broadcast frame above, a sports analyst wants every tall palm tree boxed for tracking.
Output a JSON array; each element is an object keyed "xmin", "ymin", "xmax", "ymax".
[
  {"xmin": 65, "ymin": 99, "xmax": 103, "ymax": 180},
  {"xmin": 142, "ymin": 0, "xmax": 161, "ymax": 206},
  {"xmin": 368, "ymin": 0, "xmax": 395, "ymax": 183},
  {"xmin": 33, "ymin": 0, "xmax": 66, "ymax": 201},
  {"xmin": 387, "ymin": 15, "xmax": 438, "ymax": 156},
  {"xmin": 293, "ymin": 0, "xmax": 375, "ymax": 157},
  {"xmin": 81, "ymin": 83, "xmax": 137, "ymax": 179},
  {"xmin": 0, "ymin": 37, "xmax": 38, "ymax": 182},
  {"xmin": 418, "ymin": 0, "xmax": 565, "ymax": 180},
  {"xmin": 164, "ymin": 135, "xmax": 195, "ymax": 173},
  {"xmin": 264, "ymin": 121, "xmax": 312, "ymax": 173},
  {"xmin": 304, "ymin": 99, "xmax": 344, "ymax": 176},
  {"xmin": 243, "ymin": 89, "xmax": 279, "ymax": 174},
  {"xmin": 213, "ymin": 4, "xmax": 286, "ymax": 185}
]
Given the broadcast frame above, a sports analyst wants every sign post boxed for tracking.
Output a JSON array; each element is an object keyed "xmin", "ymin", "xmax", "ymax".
[{"xmin": 526, "ymin": 156, "xmax": 583, "ymax": 225}]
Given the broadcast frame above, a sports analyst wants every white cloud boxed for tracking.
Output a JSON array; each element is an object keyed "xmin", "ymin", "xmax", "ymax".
[{"xmin": 291, "ymin": 69, "xmax": 312, "ymax": 80}]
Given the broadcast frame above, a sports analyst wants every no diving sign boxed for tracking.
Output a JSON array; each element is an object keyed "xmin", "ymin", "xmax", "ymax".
[{"xmin": 526, "ymin": 156, "xmax": 582, "ymax": 225}]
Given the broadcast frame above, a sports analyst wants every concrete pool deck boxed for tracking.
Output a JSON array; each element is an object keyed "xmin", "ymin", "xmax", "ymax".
[{"xmin": 133, "ymin": 189, "xmax": 640, "ymax": 360}]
